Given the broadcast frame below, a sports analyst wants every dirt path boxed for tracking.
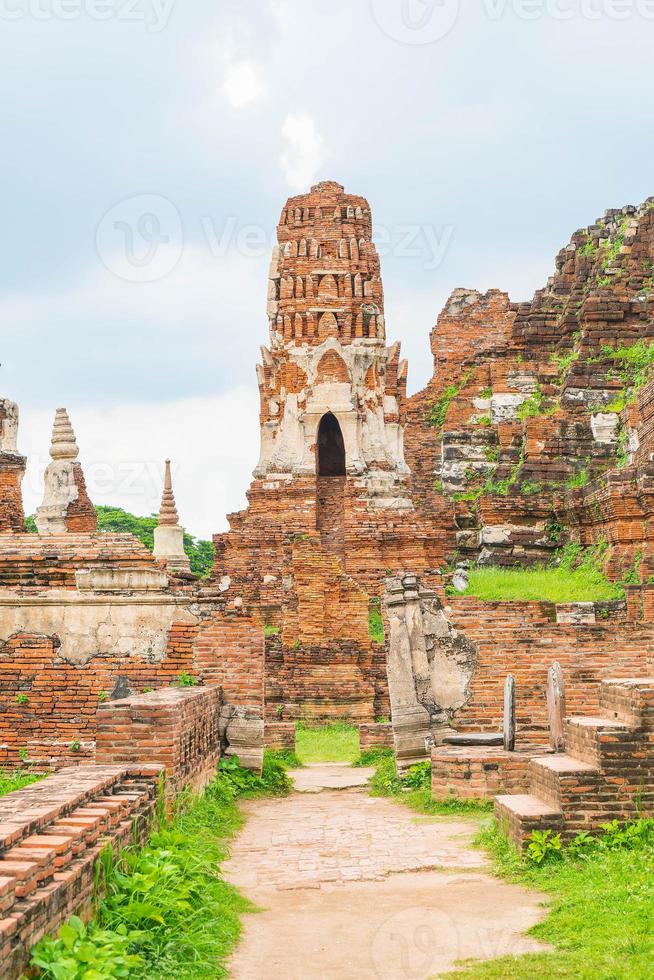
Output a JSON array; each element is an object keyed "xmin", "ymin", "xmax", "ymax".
[{"xmin": 224, "ymin": 764, "xmax": 549, "ymax": 979}]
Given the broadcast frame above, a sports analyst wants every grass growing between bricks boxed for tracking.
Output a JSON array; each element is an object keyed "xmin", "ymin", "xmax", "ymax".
[
  {"xmin": 0, "ymin": 769, "xmax": 45, "ymax": 796},
  {"xmin": 460, "ymin": 565, "xmax": 624, "ymax": 604},
  {"xmin": 30, "ymin": 754, "xmax": 292, "ymax": 980},
  {"xmin": 295, "ymin": 721, "xmax": 360, "ymax": 764},
  {"xmin": 365, "ymin": 752, "xmax": 493, "ymax": 818},
  {"xmin": 450, "ymin": 818, "xmax": 654, "ymax": 979}
]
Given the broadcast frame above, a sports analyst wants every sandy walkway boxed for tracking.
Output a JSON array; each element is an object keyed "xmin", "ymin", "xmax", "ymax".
[{"xmin": 224, "ymin": 764, "xmax": 549, "ymax": 979}]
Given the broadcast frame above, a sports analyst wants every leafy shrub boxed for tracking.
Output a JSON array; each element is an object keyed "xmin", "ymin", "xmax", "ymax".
[
  {"xmin": 177, "ymin": 673, "xmax": 198, "ymax": 687},
  {"xmin": 31, "ymin": 916, "xmax": 143, "ymax": 980},
  {"xmin": 218, "ymin": 753, "xmax": 293, "ymax": 797},
  {"xmin": 527, "ymin": 829, "xmax": 563, "ymax": 864}
]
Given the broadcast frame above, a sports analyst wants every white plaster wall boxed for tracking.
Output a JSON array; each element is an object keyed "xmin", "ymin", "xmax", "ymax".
[{"xmin": 0, "ymin": 594, "xmax": 198, "ymax": 666}]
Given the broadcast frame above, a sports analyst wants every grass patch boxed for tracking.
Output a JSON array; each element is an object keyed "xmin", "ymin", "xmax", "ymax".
[
  {"xmin": 460, "ymin": 565, "xmax": 624, "ymax": 604},
  {"xmin": 265, "ymin": 747, "xmax": 303, "ymax": 769},
  {"xmin": 353, "ymin": 746, "xmax": 394, "ymax": 768},
  {"xmin": 0, "ymin": 769, "xmax": 45, "ymax": 797},
  {"xmin": 295, "ymin": 722, "xmax": 360, "ymax": 764},
  {"xmin": 368, "ymin": 598, "xmax": 384, "ymax": 644},
  {"xmin": 452, "ymin": 818, "xmax": 654, "ymax": 978},
  {"xmin": 30, "ymin": 755, "xmax": 291, "ymax": 979},
  {"xmin": 368, "ymin": 755, "xmax": 492, "ymax": 818}
]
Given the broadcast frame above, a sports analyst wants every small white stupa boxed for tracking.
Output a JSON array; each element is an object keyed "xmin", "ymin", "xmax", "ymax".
[{"xmin": 153, "ymin": 460, "xmax": 190, "ymax": 573}]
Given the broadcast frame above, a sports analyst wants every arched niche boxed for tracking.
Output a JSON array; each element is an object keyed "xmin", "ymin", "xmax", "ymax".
[{"xmin": 317, "ymin": 413, "xmax": 346, "ymax": 476}]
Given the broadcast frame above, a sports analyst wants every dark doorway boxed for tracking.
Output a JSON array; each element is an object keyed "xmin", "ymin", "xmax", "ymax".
[{"xmin": 317, "ymin": 413, "xmax": 346, "ymax": 476}]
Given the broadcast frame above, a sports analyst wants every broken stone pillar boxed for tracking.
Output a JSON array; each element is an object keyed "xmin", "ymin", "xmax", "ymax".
[
  {"xmin": 503, "ymin": 674, "xmax": 516, "ymax": 751},
  {"xmin": 384, "ymin": 573, "xmax": 478, "ymax": 771},
  {"xmin": 0, "ymin": 398, "xmax": 27, "ymax": 532},
  {"xmin": 153, "ymin": 460, "xmax": 190, "ymax": 574},
  {"xmin": 35, "ymin": 408, "xmax": 97, "ymax": 534},
  {"xmin": 547, "ymin": 662, "xmax": 566, "ymax": 753},
  {"xmin": 219, "ymin": 704, "xmax": 264, "ymax": 774}
]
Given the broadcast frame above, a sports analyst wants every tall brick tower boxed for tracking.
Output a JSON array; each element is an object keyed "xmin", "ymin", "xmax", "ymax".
[
  {"xmin": 0, "ymin": 398, "xmax": 26, "ymax": 532},
  {"xmin": 256, "ymin": 180, "xmax": 411, "ymax": 499},
  {"xmin": 213, "ymin": 182, "xmax": 444, "ymax": 722}
]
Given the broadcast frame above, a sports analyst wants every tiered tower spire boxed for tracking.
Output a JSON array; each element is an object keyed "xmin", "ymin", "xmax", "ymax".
[{"xmin": 153, "ymin": 460, "xmax": 190, "ymax": 573}]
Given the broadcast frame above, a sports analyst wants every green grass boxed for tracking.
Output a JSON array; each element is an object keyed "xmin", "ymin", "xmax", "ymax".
[
  {"xmin": 30, "ymin": 755, "xmax": 291, "ymax": 980},
  {"xmin": 460, "ymin": 565, "xmax": 624, "ymax": 604},
  {"xmin": 451, "ymin": 819, "xmax": 654, "ymax": 979},
  {"xmin": 367, "ymin": 754, "xmax": 492, "ymax": 818},
  {"xmin": 295, "ymin": 722, "xmax": 360, "ymax": 763},
  {"xmin": 0, "ymin": 769, "xmax": 45, "ymax": 797},
  {"xmin": 266, "ymin": 747, "xmax": 303, "ymax": 769},
  {"xmin": 368, "ymin": 598, "xmax": 384, "ymax": 644}
]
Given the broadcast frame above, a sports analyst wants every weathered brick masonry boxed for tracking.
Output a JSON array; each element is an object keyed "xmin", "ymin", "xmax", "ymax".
[
  {"xmin": 496, "ymin": 677, "xmax": 654, "ymax": 847},
  {"xmin": 447, "ymin": 598, "xmax": 654, "ymax": 740},
  {"xmin": 406, "ymin": 199, "xmax": 654, "ymax": 577},
  {"xmin": 95, "ymin": 686, "xmax": 223, "ymax": 799},
  {"xmin": 0, "ymin": 766, "xmax": 162, "ymax": 978}
]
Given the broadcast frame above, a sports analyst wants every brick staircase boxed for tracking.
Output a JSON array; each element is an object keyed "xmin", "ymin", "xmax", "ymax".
[
  {"xmin": 495, "ymin": 678, "xmax": 654, "ymax": 849},
  {"xmin": 0, "ymin": 765, "xmax": 162, "ymax": 977}
]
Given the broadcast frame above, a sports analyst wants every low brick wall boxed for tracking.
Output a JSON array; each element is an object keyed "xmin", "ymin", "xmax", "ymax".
[
  {"xmin": 264, "ymin": 721, "xmax": 296, "ymax": 750},
  {"xmin": 95, "ymin": 686, "xmax": 222, "ymax": 798},
  {"xmin": 0, "ymin": 765, "xmax": 161, "ymax": 979},
  {"xmin": 431, "ymin": 745, "xmax": 536, "ymax": 800},
  {"xmin": 359, "ymin": 722, "xmax": 393, "ymax": 751}
]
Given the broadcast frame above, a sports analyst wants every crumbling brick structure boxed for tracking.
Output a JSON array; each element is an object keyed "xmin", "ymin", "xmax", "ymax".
[
  {"xmin": 496, "ymin": 677, "xmax": 654, "ymax": 848},
  {"xmin": 406, "ymin": 198, "xmax": 654, "ymax": 579},
  {"xmin": 0, "ymin": 398, "xmax": 26, "ymax": 533},
  {"xmin": 212, "ymin": 181, "xmax": 445, "ymax": 720}
]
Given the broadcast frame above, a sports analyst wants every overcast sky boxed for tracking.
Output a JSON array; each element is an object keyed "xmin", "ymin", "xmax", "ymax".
[{"xmin": 3, "ymin": 0, "xmax": 653, "ymax": 537}]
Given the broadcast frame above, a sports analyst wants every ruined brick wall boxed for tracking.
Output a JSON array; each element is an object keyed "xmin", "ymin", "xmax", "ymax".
[
  {"xmin": 95, "ymin": 687, "xmax": 222, "ymax": 798},
  {"xmin": 65, "ymin": 463, "xmax": 98, "ymax": 532},
  {"xmin": 431, "ymin": 745, "xmax": 532, "ymax": 801},
  {"xmin": 406, "ymin": 199, "xmax": 654, "ymax": 570},
  {"xmin": 0, "ymin": 398, "xmax": 26, "ymax": 533},
  {"xmin": 0, "ymin": 533, "xmax": 160, "ymax": 589},
  {"xmin": 0, "ymin": 766, "xmax": 161, "ymax": 979},
  {"xmin": 447, "ymin": 598, "xmax": 654, "ymax": 740},
  {"xmin": 0, "ymin": 624, "xmax": 200, "ymax": 768},
  {"xmin": 193, "ymin": 607, "xmax": 264, "ymax": 711},
  {"xmin": 0, "ymin": 456, "xmax": 25, "ymax": 533}
]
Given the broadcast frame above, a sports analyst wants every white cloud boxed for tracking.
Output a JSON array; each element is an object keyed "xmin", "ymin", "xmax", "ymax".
[
  {"xmin": 222, "ymin": 60, "xmax": 265, "ymax": 108},
  {"xmin": 279, "ymin": 113, "xmax": 325, "ymax": 190},
  {"xmin": 20, "ymin": 389, "xmax": 260, "ymax": 540}
]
